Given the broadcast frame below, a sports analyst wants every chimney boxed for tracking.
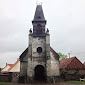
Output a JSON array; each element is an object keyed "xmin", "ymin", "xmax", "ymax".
[
  {"xmin": 6, "ymin": 63, "xmax": 7, "ymax": 66},
  {"xmin": 0, "ymin": 68, "xmax": 1, "ymax": 72}
]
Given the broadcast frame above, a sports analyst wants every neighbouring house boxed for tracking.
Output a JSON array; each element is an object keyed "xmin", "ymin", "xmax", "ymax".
[
  {"xmin": 0, "ymin": 59, "xmax": 20, "ymax": 82},
  {"xmin": 1, "ymin": 63, "xmax": 13, "ymax": 73},
  {"xmin": 83, "ymin": 62, "xmax": 85, "ymax": 67},
  {"xmin": 8, "ymin": 59, "xmax": 20, "ymax": 82},
  {"xmin": 0, "ymin": 64, "xmax": 13, "ymax": 82},
  {"xmin": 8, "ymin": 59, "xmax": 20, "ymax": 73},
  {"xmin": 0, "ymin": 68, "xmax": 1, "ymax": 74},
  {"xmin": 59, "ymin": 57, "xmax": 85, "ymax": 80},
  {"xmin": 1, "ymin": 59, "xmax": 20, "ymax": 73}
]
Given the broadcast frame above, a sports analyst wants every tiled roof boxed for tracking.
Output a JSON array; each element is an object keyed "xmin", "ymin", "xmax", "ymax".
[
  {"xmin": 1, "ymin": 64, "xmax": 13, "ymax": 72},
  {"xmin": 8, "ymin": 64, "xmax": 13, "ymax": 67},
  {"xmin": 8, "ymin": 59, "xmax": 19, "ymax": 71},
  {"xmin": 83, "ymin": 62, "xmax": 85, "ymax": 68},
  {"xmin": 60, "ymin": 57, "xmax": 75, "ymax": 69},
  {"xmin": 84, "ymin": 62, "xmax": 85, "ymax": 66},
  {"xmin": 60, "ymin": 57, "xmax": 85, "ymax": 69}
]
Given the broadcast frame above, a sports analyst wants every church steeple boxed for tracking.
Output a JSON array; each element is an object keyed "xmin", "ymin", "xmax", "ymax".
[
  {"xmin": 19, "ymin": 4, "xmax": 60, "ymax": 83},
  {"xmin": 33, "ymin": 5, "xmax": 45, "ymax": 21},
  {"xmin": 32, "ymin": 5, "xmax": 46, "ymax": 37}
]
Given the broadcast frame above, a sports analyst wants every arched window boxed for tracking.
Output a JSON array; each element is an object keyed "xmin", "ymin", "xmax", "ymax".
[{"xmin": 37, "ymin": 24, "xmax": 42, "ymax": 33}]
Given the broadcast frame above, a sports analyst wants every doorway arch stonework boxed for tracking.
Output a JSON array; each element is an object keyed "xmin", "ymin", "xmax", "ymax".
[{"xmin": 34, "ymin": 65, "xmax": 46, "ymax": 82}]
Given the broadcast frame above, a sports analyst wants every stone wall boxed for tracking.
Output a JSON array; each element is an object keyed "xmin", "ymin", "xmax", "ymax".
[
  {"xmin": 60, "ymin": 69, "xmax": 85, "ymax": 81},
  {"xmin": 0, "ymin": 73, "xmax": 12, "ymax": 82},
  {"xmin": 79, "ymin": 69, "xmax": 85, "ymax": 74},
  {"xmin": 50, "ymin": 51, "xmax": 60, "ymax": 76}
]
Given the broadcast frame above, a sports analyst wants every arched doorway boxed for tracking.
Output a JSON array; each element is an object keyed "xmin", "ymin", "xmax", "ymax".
[{"xmin": 34, "ymin": 65, "xmax": 46, "ymax": 82}]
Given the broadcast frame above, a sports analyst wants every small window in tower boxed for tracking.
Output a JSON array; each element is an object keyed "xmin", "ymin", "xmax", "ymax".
[
  {"xmin": 37, "ymin": 24, "xmax": 42, "ymax": 33},
  {"xmin": 38, "ymin": 16, "xmax": 41, "ymax": 19},
  {"xmin": 37, "ymin": 47, "xmax": 42, "ymax": 53}
]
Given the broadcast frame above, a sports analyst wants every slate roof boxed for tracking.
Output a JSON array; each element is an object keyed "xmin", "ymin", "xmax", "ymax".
[
  {"xmin": 19, "ymin": 47, "xmax": 59, "ymax": 60},
  {"xmin": 33, "ymin": 5, "xmax": 45, "ymax": 21},
  {"xmin": 19, "ymin": 48, "xmax": 28, "ymax": 60},
  {"xmin": 60, "ymin": 57, "xmax": 84, "ymax": 69},
  {"xmin": 50, "ymin": 47, "xmax": 59, "ymax": 60}
]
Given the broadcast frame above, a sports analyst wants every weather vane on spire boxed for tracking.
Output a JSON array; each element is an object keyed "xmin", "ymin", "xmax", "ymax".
[{"xmin": 36, "ymin": 0, "xmax": 42, "ymax": 5}]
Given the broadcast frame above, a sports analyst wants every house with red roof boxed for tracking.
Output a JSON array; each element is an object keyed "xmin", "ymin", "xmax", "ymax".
[
  {"xmin": 84, "ymin": 62, "xmax": 85, "ymax": 66},
  {"xmin": 1, "ymin": 59, "xmax": 20, "ymax": 73},
  {"xmin": 8, "ymin": 59, "xmax": 20, "ymax": 72},
  {"xmin": 8, "ymin": 59, "xmax": 20, "ymax": 81},
  {"xmin": 60, "ymin": 56, "xmax": 85, "ymax": 74},
  {"xmin": 1, "ymin": 63, "xmax": 13, "ymax": 73},
  {"xmin": 1, "ymin": 59, "xmax": 20, "ymax": 82}
]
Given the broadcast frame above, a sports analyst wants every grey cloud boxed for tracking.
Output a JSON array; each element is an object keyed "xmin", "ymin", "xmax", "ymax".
[{"xmin": 0, "ymin": 0, "xmax": 85, "ymax": 67}]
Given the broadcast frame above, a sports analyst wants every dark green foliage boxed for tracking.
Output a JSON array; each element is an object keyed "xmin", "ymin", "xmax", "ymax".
[{"xmin": 60, "ymin": 69, "xmax": 67, "ymax": 79}]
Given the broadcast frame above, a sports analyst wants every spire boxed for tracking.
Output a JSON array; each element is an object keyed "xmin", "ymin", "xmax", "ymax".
[
  {"xmin": 33, "ymin": 5, "xmax": 46, "ymax": 21},
  {"xmin": 32, "ymin": 5, "xmax": 46, "ymax": 37}
]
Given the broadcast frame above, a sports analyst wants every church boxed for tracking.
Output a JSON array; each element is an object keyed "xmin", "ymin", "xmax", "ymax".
[{"xmin": 19, "ymin": 4, "xmax": 60, "ymax": 83}]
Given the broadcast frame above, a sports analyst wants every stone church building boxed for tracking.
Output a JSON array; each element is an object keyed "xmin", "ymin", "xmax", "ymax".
[{"xmin": 19, "ymin": 5, "xmax": 60, "ymax": 83}]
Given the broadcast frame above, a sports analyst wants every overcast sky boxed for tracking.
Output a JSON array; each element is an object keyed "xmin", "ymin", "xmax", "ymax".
[{"xmin": 0, "ymin": 0, "xmax": 85, "ymax": 68}]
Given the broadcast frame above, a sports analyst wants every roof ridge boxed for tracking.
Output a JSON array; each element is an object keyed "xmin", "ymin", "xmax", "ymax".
[
  {"xmin": 8, "ymin": 59, "xmax": 19, "ymax": 71},
  {"xmin": 50, "ymin": 47, "xmax": 59, "ymax": 60},
  {"xmin": 60, "ymin": 56, "xmax": 76, "ymax": 69},
  {"xmin": 66, "ymin": 57, "xmax": 76, "ymax": 68},
  {"xmin": 8, "ymin": 64, "xmax": 13, "ymax": 66},
  {"xmin": 1, "ymin": 63, "xmax": 13, "ymax": 72}
]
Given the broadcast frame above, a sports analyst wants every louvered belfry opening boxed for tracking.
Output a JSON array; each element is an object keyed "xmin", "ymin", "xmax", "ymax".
[{"xmin": 34, "ymin": 65, "xmax": 46, "ymax": 82}]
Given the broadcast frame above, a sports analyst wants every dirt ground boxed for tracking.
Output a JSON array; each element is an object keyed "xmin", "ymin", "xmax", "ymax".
[{"xmin": 9, "ymin": 83, "xmax": 85, "ymax": 85}]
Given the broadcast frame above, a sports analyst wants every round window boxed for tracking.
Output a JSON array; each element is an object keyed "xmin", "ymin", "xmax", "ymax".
[{"xmin": 37, "ymin": 47, "xmax": 42, "ymax": 53}]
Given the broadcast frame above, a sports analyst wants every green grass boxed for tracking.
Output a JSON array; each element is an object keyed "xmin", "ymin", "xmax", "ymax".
[
  {"xmin": 0, "ymin": 82, "xmax": 12, "ymax": 85},
  {"xmin": 66, "ymin": 81, "xmax": 85, "ymax": 84}
]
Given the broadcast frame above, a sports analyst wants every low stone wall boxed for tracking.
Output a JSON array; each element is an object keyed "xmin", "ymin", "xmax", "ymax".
[
  {"xmin": 0, "ymin": 74, "xmax": 9, "ymax": 82},
  {"xmin": 0, "ymin": 73, "xmax": 12, "ymax": 82},
  {"xmin": 60, "ymin": 69, "xmax": 85, "ymax": 81},
  {"xmin": 65, "ymin": 74, "xmax": 78, "ymax": 81}
]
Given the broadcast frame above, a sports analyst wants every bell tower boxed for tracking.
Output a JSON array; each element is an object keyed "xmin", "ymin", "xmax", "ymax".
[
  {"xmin": 27, "ymin": 4, "xmax": 51, "ymax": 83},
  {"xmin": 32, "ymin": 5, "xmax": 46, "ymax": 37}
]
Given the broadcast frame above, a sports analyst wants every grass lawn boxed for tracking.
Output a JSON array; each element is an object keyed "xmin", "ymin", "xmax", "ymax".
[
  {"xmin": 66, "ymin": 81, "xmax": 85, "ymax": 84},
  {"xmin": 0, "ymin": 82, "xmax": 12, "ymax": 85}
]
